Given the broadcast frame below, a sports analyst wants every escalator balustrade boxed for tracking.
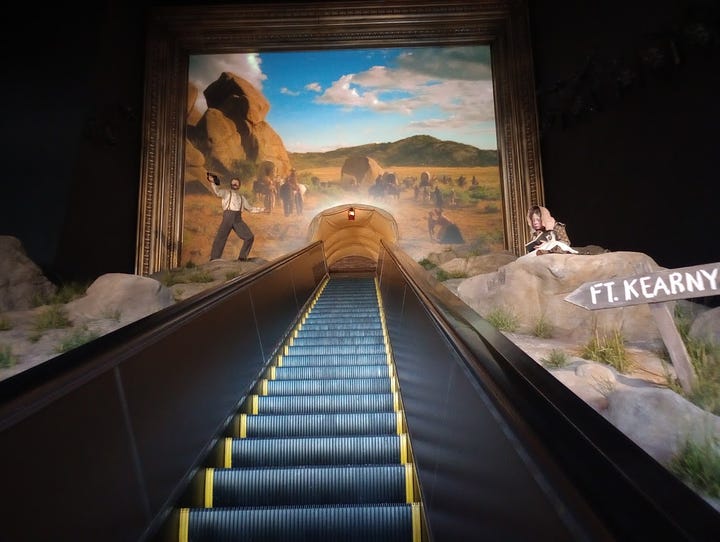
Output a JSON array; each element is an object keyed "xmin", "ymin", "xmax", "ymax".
[{"xmin": 176, "ymin": 275, "xmax": 426, "ymax": 541}]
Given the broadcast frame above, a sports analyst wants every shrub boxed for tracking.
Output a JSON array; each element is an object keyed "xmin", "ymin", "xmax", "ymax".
[
  {"xmin": 672, "ymin": 304, "xmax": 720, "ymax": 415},
  {"xmin": 485, "ymin": 307, "xmax": 519, "ymax": 332},
  {"xmin": 159, "ymin": 269, "xmax": 214, "ymax": 286},
  {"xmin": 533, "ymin": 316, "xmax": 553, "ymax": 339},
  {"xmin": 56, "ymin": 327, "xmax": 100, "ymax": 354},
  {"xmin": 668, "ymin": 436, "xmax": 720, "ymax": 498},
  {"xmin": 435, "ymin": 269, "xmax": 467, "ymax": 281},
  {"xmin": 52, "ymin": 281, "xmax": 90, "ymax": 304},
  {"xmin": 33, "ymin": 305, "xmax": 72, "ymax": 333},
  {"xmin": 187, "ymin": 271, "xmax": 215, "ymax": 283},
  {"xmin": 581, "ymin": 328, "xmax": 633, "ymax": 373},
  {"xmin": 418, "ymin": 258, "xmax": 436, "ymax": 270},
  {"xmin": 0, "ymin": 316, "xmax": 12, "ymax": 331},
  {"xmin": 159, "ymin": 270, "xmax": 185, "ymax": 287},
  {"xmin": 0, "ymin": 345, "xmax": 16, "ymax": 369},
  {"xmin": 592, "ymin": 377, "xmax": 617, "ymax": 397},
  {"xmin": 541, "ymin": 349, "xmax": 568, "ymax": 368}
]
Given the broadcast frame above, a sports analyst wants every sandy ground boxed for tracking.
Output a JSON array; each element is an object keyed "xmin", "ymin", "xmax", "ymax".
[{"xmin": 183, "ymin": 180, "xmax": 505, "ymax": 265}]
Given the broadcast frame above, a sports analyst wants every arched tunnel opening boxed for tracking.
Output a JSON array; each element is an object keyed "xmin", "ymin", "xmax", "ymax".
[{"xmin": 306, "ymin": 204, "xmax": 399, "ymax": 273}]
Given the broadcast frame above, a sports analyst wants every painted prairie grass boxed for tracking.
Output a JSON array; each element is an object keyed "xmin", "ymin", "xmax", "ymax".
[{"xmin": 182, "ymin": 165, "xmax": 506, "ymax": 267}]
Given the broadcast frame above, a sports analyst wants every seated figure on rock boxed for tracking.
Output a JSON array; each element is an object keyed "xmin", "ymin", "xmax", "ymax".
[{"xmin": 524, "ymin": 204, "xmax": 578, "ymax": 256}]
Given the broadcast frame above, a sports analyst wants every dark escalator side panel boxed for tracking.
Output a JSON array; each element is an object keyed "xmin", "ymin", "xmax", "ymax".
[
  {"xmin": 376, "ymin": 250, "xmax": 612, "ymax": 542},
  {"xmin": 0, "ymin": 244, "xmax": 327, "ymax": 542},
  {"xmin": 173, "ymin": 276, "xmax": 429, "ymax": 542}
]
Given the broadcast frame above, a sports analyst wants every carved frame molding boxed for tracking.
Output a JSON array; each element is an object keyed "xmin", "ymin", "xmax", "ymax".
[{"xmin": 137, "ymin": 0, "xmax": 544, "ymax": 275}]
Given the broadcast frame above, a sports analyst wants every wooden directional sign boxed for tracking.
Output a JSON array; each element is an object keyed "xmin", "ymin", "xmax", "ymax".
[
  {"xmin": 565, "ymin": 262, "xmax": 720, "ymax": 310},
  {"xmin": 565, "ymin": 261, "xmax": 720, "ymax": 393}
]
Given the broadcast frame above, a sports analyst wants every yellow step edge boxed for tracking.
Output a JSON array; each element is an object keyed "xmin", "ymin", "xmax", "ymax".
[
  {"xmin": 224, "ymin": 438, "xmax": 232, "ymax": 468},
  {"xmin": 250, "ymin": 395, "xmax": 259, "ymax": 414},
  {"xmin": 395, "ymin": 411, "xmax": 403, "ymax": 434},
  {"xmin": 178, "ymin": 508, "xmax": 189, "ymax": 542},
  {"xmin": 412, "ymin": 503, "xmax": 422, "ymax": 542},
  {"xmin": 404, "ymin": 464, "xmax": 414, "ymax": 503},
  {"xmin": 393, "ymin": 391, "xmax": 400, "ymax": 412},
  {"xmin": 204, "ymin": 468, "xmax": 214, "ymax": 508},
  {"xmin": 238, "ymin": 414, "xmax": 247, "ymax": 438},
  {"xmin": 400, "ymin": 433, "xmax": 408, "ymax": 464}
]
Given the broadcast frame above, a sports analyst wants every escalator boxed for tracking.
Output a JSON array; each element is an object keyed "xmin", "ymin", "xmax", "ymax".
[
  {"xmin": 172, "ymin": 274, "xmax": 426, "ymax": 541},
  {"xmin": 4, "ymin": 243, "xmax": 720, "ymax": 541}
]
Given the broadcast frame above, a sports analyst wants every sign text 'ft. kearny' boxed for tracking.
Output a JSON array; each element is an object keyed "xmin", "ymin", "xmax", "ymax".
[{"xmin": 565, "ymin": 263, "xmax": 720, "ymax": 310}]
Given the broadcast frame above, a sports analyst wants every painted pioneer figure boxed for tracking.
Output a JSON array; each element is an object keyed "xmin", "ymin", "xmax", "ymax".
[
  {"xmin": 206, "ymin": 173, "xmax": 261, "ymax": 261},
  {"xmin": 428, "ymin": 208, "xmax": 465, "ymax": 244}
]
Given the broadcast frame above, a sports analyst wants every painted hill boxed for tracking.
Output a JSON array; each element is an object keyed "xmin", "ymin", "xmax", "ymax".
[{"xmin": 290, "ymin": 135, "xmax": 498, "ymax": 169}]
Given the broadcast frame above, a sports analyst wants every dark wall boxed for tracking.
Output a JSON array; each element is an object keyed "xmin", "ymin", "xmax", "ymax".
[
  {"xmin": 1, "ymin": 4, "xmax": 145, "ymax": 283},
  {"xmin": 529, "ymin": 0, "xmax": 719, "ymax": 270},
  {"xmin": 1, "ymin": 1, "xmax": 717, "ymax": 284}
]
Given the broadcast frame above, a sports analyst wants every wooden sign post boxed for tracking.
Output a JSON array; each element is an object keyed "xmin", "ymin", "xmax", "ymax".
[{"xmin": 565, "ymin": 262, "xmax": 720, "ymax": 393}]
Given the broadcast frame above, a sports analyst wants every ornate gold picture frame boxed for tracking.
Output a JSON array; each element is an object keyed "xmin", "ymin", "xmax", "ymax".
[{"xmin": 137, "ymin": 0, "xmax": 543, "ymax": 275}]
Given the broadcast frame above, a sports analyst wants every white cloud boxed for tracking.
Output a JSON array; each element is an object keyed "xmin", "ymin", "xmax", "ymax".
[
  {"xmin": 313, "ymin": 53, "xmax": 495, "ymax": 124},
  {"xmin": 280, "ymin": 87, "xmax": 300, "ymax": 96},
  {"xmin": 305, "ymin": 82, "xmax": 322, "ymax": 92}
]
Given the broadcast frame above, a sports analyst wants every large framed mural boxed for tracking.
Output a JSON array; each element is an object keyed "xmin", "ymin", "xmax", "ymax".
[{"xmin": 138, "ymin": 1, "xmax": 544, "ymax": 275}]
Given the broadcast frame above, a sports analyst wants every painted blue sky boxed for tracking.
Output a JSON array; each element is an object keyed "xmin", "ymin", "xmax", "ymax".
[{"xmin": 189, "ymin": 46, "xmax": 496, "ymax": 153}]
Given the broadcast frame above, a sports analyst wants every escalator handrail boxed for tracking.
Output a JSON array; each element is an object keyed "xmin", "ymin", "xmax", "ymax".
[
  {"xmin": 0, "ymin": 241, "xmax": 326, "ymax": 426},
  {"xmin": 379, "ymin": 241, "xmax": 720, "ymax": 539}
]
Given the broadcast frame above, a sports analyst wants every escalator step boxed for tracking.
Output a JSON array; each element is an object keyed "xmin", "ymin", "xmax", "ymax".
[
  {"xmin": 290, "ymin": 335, "xmax": 384, "ymax": 347},
  {"xmin": 208, "ymin": 464, "xmax": 414, "ymax": 506},
  {"xmin": 312, "ymin": 302, "xmax": 378, "ymax": 312},
  {"xmin": 260, "ymin": 376, "xmax": 394, "ymax": 396},
  {"xmin": 250, "ymin": 392, "xmax": 399, "ymax": 415},
  {"xmin": 270, "ymin": 364, "xmax": 391, "ymax": 380},
  {"xmin": 225, "ymin": 434, "xmax": 408, "ymax": 467},
  {"xmin": 279, "ymin": 353, "xmax": 388, "ymax": 366},
  {"xmin": 294, "ymin": 328, "xmax": 384, "ymax": 340},
  {"xmin": 182, "ymin": 504, "xmax": 420, "ymax": 542},
  {"xmin": 237, "ymin": 411, "xmax": 402, "ymax": 438},
  {"xmin": 284, "ymin": 344, "xmax": 387, "ymax": 356},
  {"xmin": 304, "ymin": 314, "xmax": 379, "ymax": 323},
  {"xmin": 298, "ymin": 322, "xmax": 382, "ymax": 331}
]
